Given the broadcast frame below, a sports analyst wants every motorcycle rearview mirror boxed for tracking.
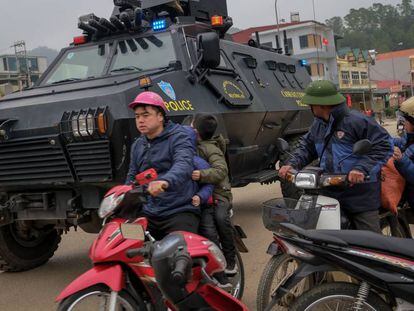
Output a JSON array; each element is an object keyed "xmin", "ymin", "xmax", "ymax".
[
  {"xmin": 276, "ymin": 138, "xmax": 295, "ymax": 158},
  {"xmin": 338, "ymin": 139, "xmax": 373, "ymax": 168},
  {"xmin": 352, "ymin": 139, "xmax": 372, "ymax": 156},
  {"xmin": 276, "ymin": 138, "xmax": 290, "ymax": 153},
  {"xmin": 120, "ymin": 223, "xmax": 145, "ymax": 240}
]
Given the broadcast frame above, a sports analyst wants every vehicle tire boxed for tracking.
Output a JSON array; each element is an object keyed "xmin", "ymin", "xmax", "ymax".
[
  {"xmin": 0, "ymin": 222, "xmax": 61, "ymax": 272},
  {"xmin": 380, "ymin": 215, "xmax": 409, "ymax": 238},
  {"xmin": 279, "ymin": 136, "xmax": 303, "ymax": 200},
  {"xmin": 290, "ymin": 282, "xmax": 391, "ymax": 311},
  {"xmin": 57, "ymin": 284, "xmax": 146, "ymax": 311},
  {"xmin": 228, "ymin": 250, "xmax": 245, "ymax": 300},
  {"xmin": 257, "ymin": 254, "xmax": 311, "ymax": 311}
]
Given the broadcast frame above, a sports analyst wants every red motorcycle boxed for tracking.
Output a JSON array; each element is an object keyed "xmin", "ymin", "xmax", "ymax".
[{"xmin": 56, "ymin": 169, "xmax": 247, "ymax": 311}]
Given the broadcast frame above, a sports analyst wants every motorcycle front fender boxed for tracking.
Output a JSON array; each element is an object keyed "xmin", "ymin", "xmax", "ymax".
[{"xmin": 56, "ymin": 264, "xmax": 125, "ymax": 302}]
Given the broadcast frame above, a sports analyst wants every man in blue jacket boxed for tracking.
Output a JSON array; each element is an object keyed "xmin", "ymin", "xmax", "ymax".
[
  {"xmin": 126, "ymin": 91, "xmax": 199, "ymax": 240},
  {"xmin": 393, "ymin": 97, "xmax": 414, "ymax": 208},
  {"xmin": 279, "ymin": 80, "xmax": 393, "ymax": 232}
]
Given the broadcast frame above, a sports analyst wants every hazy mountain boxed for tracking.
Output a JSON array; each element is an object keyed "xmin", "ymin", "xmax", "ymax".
[{"xmin": 28, "ymin": 46, "xmax": 59, "ymax": 66}]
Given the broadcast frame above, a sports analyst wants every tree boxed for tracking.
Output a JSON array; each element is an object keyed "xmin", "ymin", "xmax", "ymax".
[
  {"xmin": 332, "ymin": 0, "xmax": 414, "ymax": 53},
  {"xmin": 325, "ymin": 17, "xmax": 344, "ymax": 36}
]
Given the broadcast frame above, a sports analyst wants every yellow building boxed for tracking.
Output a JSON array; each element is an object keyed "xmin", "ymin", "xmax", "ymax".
[{"xmin": 337, "ymin": 48, "xmax": 377, "ymax": 111}]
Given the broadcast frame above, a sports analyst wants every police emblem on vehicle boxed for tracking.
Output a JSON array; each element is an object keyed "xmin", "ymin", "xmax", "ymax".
[
  {"xmin": 158, "ymin": 81, "xmax": 177, "ymax": 101},
  {"xmin": 336, "ymin": 131, "xmax": 345, "ymax": 139}
]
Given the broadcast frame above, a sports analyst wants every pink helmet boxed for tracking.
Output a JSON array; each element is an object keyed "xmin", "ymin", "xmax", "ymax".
[{"xmin": 128, "ymin": 91, "xmax": 167, "ymax": 113}]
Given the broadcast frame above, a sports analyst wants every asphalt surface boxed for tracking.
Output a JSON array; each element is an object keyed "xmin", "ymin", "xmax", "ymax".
[{"xmin": 0, "ymin": 119, "xmax": 400, "ymax": 311}]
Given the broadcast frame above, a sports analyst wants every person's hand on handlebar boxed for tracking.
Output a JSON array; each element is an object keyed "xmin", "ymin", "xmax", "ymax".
[
  {"xmin": 148, "ymin": 180, "xmax": 169, "ymax": 197},
  {"xmin": 278, "ymin": 165, "xmax": 294, "ymax": 179},
  {"xmin": 348, "ymin": 170, "xmax": 365, "ymax": 184}
]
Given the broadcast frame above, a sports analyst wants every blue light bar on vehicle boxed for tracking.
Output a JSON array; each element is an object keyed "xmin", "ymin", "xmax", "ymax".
[
  {"xmin": 152, "ymin": 19, "xmax": 167, "ymax": 31},
  {"xmin": 299, "ymin": 59, "xmax": 308, "ymax": 66}
]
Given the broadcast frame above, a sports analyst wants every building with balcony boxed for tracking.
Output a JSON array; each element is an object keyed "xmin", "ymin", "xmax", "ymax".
[
  {"xmin": 337, "ymin": 48, "xmax": 377, "ymax": 111},
  {"xmin": 231, "ymin": 17, "xmax": 338, "ymax": 84},
  {"xmin": 0, "ymin": 54, "xmax": 48, "ymax": 92}
]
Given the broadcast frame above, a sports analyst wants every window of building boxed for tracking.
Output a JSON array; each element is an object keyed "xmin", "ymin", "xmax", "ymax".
[
  {"xmin": 310, "ymin": 63, "xmax": 325, "ymax": 77},
  {"xmin": 360, "ymin": 72, "xmax": 368, "ymax": 84},
  {"xmin": 299, "ymin": 35, "xmax": 308, "ymax": 49},
  {"xmin": 351, "ymin": 71, "xmax": 360, "ymax": 85},
  {"xmin": 341, "ymin": 71, "xmax": 350, "ymax": 85},
  {"xmin": 287, "ymin": 38, "xmax": 294, "ymax": 54},
  {"xmin": 28, "ymin": 58, "xmax": 39, "ymax": 72},
  {"xmin": 299, "ymin": 34, "xmax": 322, "ymax": 49},
  {"xmin": 7, "ymin": 57, "xmax": 17, "ymax": 72},
  {"xmin": 2, "ymin": 58, "xmax": 7, "ymax": 71}
]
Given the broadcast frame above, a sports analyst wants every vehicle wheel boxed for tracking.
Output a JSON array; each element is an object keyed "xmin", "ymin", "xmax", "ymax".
[
  {"xmin": 380, "ymin": 215, "xmax": 410, "ymax": 238},
  {"xmin": 279, "ymin": 136, "xmax": 303, "ymax": 200},
  {"xmin": 257, "ymin": 254, "xmax": 311, "ymax": 311},
  {"xmin": 0, "ymin": 222, "xmax": 61, "ymax": 272},
  {"xmin": 228, "ymin": 251, "xmax": 245, "ymax": 300},
  {"xmin": 57, "ymin": 284, "xmax": 146, "ymax": 311},
  {"xmin": 290, "ymin": 282, "xmax": 391, "ymax": 311}
]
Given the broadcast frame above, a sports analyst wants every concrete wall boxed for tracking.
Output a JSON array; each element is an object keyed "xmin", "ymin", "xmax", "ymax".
[{"xmin": 371, "ymin": 57, "xmax": 411, "ymax": 82}]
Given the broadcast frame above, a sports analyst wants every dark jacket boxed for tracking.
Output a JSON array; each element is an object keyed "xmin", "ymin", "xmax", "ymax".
[
  {"xmin": 393, "ymin": 133, "xmax": 414, "ymax": 207},
  {"xmin": 197, "ymin": 135, "xmax": 232, "ymax": 201},
  {"xmin": 182, "ymin": 126, "xmax": 214, "ymax": 204},
  {"xmin": 287, "ymin": 103, "xmax": 393, "ymax": 213},
  {"xmin": 126, "ymin": 121, "xmax": 199, "ymax": 218}
]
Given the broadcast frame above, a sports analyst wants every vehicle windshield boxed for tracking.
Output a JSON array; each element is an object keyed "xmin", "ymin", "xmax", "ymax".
[
  {"xmin": 109, "ymin": 32, "xmax": 175, "ymax": 74},
  {"xmin": 42, "ymin": 32, "xmax": 176, "ymax": 85},
  {"xmin": 44, "ymin": 44, "xmax": 110, "ymax": 85}
]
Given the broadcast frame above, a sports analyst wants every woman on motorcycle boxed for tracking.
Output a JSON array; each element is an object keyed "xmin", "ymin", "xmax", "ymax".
[{"xmin": 393, "ymin": 96, "xmax": 414, "ymax": 208}]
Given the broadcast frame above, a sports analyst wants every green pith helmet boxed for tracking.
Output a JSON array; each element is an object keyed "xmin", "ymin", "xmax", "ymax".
[
  {"xmin": 302, "ymin": 80, "xmax": 346, "ymax": 106},
  {"xmin": 400, "ymin": 96, "xmax": 414, "ymax": 118}
]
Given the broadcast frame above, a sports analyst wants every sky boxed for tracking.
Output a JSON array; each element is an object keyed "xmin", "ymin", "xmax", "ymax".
[{"xmin": 0, "ymin": 0, "xmax": 402, "ymax": 52}]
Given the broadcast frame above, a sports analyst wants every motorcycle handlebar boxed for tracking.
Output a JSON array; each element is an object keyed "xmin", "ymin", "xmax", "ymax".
[
  {"xmin": 171, "ymin": 256, "xmax": 191, "ymax": 285},
  {"xmin": 126, "ymin": 247, "xmax": 148, "ymax": 259}
]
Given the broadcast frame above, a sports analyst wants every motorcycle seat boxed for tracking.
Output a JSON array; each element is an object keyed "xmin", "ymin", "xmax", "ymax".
[
  {"xmin": 281, "ymin": 223, "xmax": 414, "ymax": 260},
  {"xmin": 312, "ymin": 229, "xmax": 414, "ymax": 260}
]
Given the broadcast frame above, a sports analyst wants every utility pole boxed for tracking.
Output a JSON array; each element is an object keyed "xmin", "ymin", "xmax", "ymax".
[
  {"xmin": 11, "ymin": 41, "xmax": 31, "ymax": 91},
  {"xmin": 368, "ymin": 49, "xmax": 377, "ymax": 110},
  {"xmin": 275, "ymin": 0, "xmax": 281, "ymax": 52}
]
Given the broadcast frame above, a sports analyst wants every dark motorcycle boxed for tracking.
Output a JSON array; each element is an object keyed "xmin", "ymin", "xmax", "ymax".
[
  {"xmin": 266, "ymin": 222, "xmax": 414, "ymax": 311},
  {"xmin": 256, "ymin": 138, "xmax": 412, "ymax": 311}
]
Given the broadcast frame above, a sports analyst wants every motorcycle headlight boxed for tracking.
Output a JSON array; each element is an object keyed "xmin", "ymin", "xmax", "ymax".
[
  {"xmin": 202, "ymin": 241, "xmax": 227, "ymax": 271},
  {"xmin": 72, "ymin": 113, "xmax": 95, "ymax": 137},
  {"xmin": 295, "ymin": 173, "xmax": 317, "ymax": 189},
  {"xmin": 98, "ymin": 193, "xmax": 125, "ymax": 218}
]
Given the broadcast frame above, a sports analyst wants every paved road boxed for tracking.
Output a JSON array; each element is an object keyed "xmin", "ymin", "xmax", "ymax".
[
  {"xmin": 0, "ymin": 183, "xmax": 278, "ymax": 310},
  {"xmin": 0, "ymin": 119, "xmax": 399, "ymax": 310}
]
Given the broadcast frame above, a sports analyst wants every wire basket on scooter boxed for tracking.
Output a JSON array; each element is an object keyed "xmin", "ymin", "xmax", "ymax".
[{"xmin": 262, "ymin": 198, "xmax": 322, "ymax": 231}]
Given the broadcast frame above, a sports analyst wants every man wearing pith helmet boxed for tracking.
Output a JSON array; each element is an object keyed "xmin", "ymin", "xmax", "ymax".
[{"xmin": 279, "ymin": 80, "xmax": 393, "ymax": 232}]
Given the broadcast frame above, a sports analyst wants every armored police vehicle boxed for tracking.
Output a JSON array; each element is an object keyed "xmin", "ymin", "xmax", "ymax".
[{"xmin": 0, "ymin": 0, "xmax": 312, "ymax": 271}]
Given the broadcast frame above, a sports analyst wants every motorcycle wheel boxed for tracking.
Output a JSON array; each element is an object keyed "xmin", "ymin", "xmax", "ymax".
[
  {"xmin": 290, "ymin": 282, "xmax": 391, "ymax": 311},
  {"xmin": 57, "ymin": 284, "xmax": 145, "ymax": 311},
  {"xmin": 256, "ymin": 254, "xmax": 311, "ymax": 311},
  {"xmin": 0, "ymin": 222, "xmax": 61, "ymax": 272},
  {"xmin": 228, "ymin": 250, "xmax": 245, "ymax": 300}
]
